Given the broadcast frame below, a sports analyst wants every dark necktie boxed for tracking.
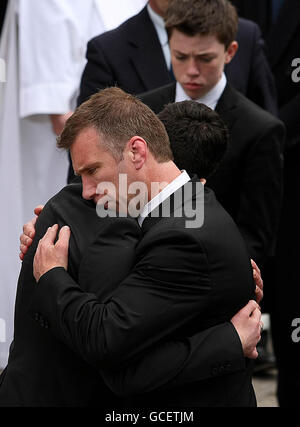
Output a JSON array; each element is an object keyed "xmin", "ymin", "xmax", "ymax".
[{"xmin": 272, "ymin": 0, "xmax": 285, "ymax": 23}]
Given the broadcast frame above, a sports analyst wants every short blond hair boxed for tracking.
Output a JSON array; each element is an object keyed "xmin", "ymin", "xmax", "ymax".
[{"xmin": 57, "ymin": 87, "xmax": 173, "ymax": 163}]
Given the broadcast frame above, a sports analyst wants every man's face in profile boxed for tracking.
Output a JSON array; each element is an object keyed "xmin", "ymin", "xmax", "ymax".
[
  {"xmin": 169, "ymin": 29, "xmax": 237, "ymax": 99},
  {"xmin": 70, "ymin": 127, "xmax": 128, "ymax": 211}
]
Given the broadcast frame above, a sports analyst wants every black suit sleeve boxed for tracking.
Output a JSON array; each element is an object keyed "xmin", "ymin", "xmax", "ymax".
[
  {"xmin": 30, "ymin": 227, "xmax": 246, "ymax": 380},
  {"xmin": 77, "ymin": 38, "xmax": 115, "ymax": 106},
  {"xmin": 101, "ymin": 322, "xmax": 245, "ymax": 397}
]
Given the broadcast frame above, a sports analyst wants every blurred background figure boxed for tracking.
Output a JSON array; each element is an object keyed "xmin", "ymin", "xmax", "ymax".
[
  {"xmin": 232, "ymin": 0, "xmax": 300, "ymax": 407},
  {"xmin": 0, "ymin": 0, "xmax": 146, "ymax": 369}
]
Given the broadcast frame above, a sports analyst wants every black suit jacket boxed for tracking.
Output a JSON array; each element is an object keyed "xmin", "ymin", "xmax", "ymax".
[
  {"xmin": 231, "ymin": 0, "xmax": 300, "ymax": 148},
  {"xmin": 0, "ymin": 184, "xmax": 250, "ymax": 407},
  {"xmin": 0, "ymin": 184, "xmax": 140, "ymax": 407},
  {"xmin": 29, "ymin": 180, "xmax": 256, "ymax": 407},
  {"xmin": 139, "ymin": 83, "xmax": 284, "ymax": 264},
  {"xmin": 78, "ymin": 6, "xmax": 277, "ymax": 115}
]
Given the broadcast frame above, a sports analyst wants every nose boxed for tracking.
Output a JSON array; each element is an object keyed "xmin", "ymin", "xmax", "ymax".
[
  {"xmin": 82, "ymin": 177, "xmax": 96, "ymax": 201},
  {"xmin": 186, "ymin": 58, "xmax": 200, "ymax": 77}
]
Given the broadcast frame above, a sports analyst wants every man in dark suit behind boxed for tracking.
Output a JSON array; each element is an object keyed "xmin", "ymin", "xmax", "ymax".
[
  {"xmin": 78, "ymin": 0, "xmax": 277, "ymax": 114},
  {"xmin": 231, "ymin": 0, "xmax": 300, "ymax": 408},
  {"xmin": 68, "ymin": 0, "xmax": 277, "ymax": 184},
  {"xmin": 0, "ymin": 93, "xmax": 262, "ymax": 407},
  {"xmin": 139, "ymin": 0, "xmax": 285, "ymax": 269},
  {"xmin": 23, "ymin": 87, "xmax": 263, "ymax": 407}
]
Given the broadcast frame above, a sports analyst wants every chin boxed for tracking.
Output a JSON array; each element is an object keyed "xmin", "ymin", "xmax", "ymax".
[{"xmin": 189, "ymin": 92, "xmax": 203, "ymax": 100}]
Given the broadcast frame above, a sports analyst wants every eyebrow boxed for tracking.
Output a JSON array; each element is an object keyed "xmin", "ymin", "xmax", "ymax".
[
  {"xmin": 174, "ymin": 49, "xmax": 216, "ymax": 57},
  {"xmin": 75, "ymin": 162, "xmax": 101, "ymax": 176}
]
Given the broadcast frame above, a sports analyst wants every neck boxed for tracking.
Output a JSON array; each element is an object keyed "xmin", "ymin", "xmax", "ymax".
[{"xmin": 146, "ymin": 161, "xmax": 182, "ymax": 201}]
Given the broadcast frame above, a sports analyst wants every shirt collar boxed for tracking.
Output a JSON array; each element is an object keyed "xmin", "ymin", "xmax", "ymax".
[
  {"xmin": 138, "ymin": 170, "xmax": 191, "ymax": 227},
  {"xmin": 147, "ymin": 3, "xmax": 168, "ymax": 47},
  {"xmin": 175, "ymin": 72, "xmax": 227, "ymax": 110}
]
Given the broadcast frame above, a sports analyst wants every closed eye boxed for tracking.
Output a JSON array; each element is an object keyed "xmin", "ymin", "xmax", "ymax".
[{"xmin": 87, "ymin": 168, "xmax": 97, "ymax": 176}]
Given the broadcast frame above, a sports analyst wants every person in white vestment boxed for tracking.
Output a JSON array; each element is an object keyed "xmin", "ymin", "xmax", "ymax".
[{"xmin": 0, "ymin": 0, "xmax": 146, "ymax": 369}]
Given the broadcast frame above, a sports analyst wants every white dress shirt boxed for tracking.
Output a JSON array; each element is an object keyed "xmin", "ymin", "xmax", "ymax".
[
  {"xmin": 175, "ymin": 72, "xmax": 227, "ymax": 110},
  {"xmin": 138, "ymin": 170, "xmax": 191, "ymax": 226},
  {"xmin": 147, "ymin": 3, "xmax": 171, "ymax": 70}
]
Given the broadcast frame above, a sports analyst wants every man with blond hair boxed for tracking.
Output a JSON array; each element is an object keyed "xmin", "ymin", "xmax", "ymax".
[{"xmin": 3, "ymin": 88, "xmax": 263, "ymax": 407}]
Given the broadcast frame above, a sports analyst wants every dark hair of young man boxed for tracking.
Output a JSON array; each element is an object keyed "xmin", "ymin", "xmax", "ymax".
[
  {"xmin": 158, "ymin": 101, "xmax": 229, "ymax": 179},
  {"xmin": 165, "ymin": 0, "xmax": 238, "ymax": 48}
]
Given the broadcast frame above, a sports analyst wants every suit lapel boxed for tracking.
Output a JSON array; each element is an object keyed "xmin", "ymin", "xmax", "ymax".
[
  {"xmin": 139, "ymin": 82, "xmax": 176, "ymax": 114},
  {"xmin": 215, "ymin": 84, "xmax": 239, "ymax": 130},
  {"xmin": 127, "ymin": 7, "xmax": 171, "ymax": 91},
  {"xmin": 154, "ymin": 83, "xmax": 176, "ymax": 111},
  {"xmin": 267, "ymin": 0, "xmax": 300, "ymax": 67}
]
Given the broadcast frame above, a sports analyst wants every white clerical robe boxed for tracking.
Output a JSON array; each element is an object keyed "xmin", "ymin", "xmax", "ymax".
[{"xmin": 0, "ymin": 0, "xmax": 146, "ymax": 368}]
